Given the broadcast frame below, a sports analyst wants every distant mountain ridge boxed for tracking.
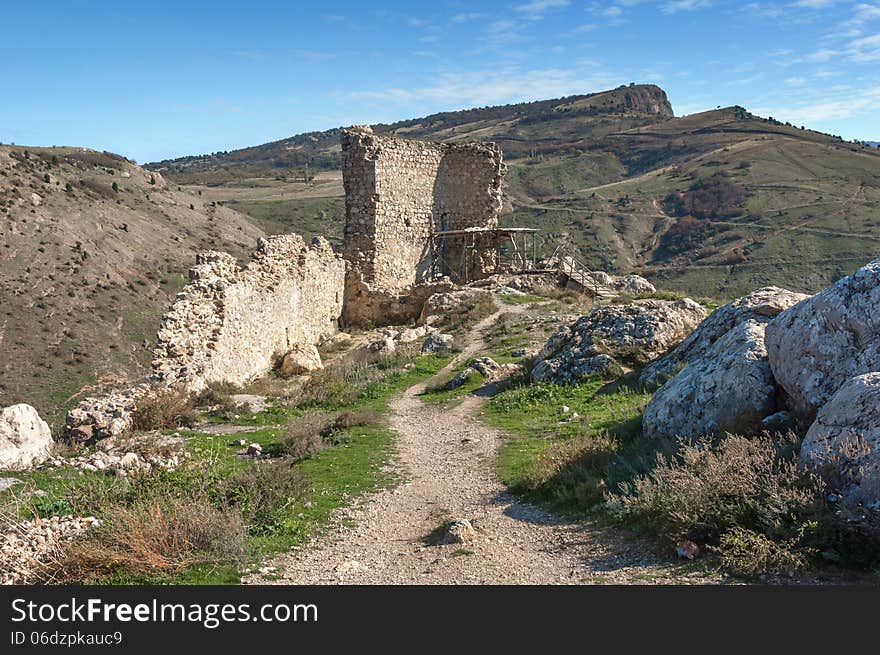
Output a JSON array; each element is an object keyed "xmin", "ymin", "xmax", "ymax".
[{"xmin": 147, "ymin": 84, "xmax": 674, "ymax": 184}]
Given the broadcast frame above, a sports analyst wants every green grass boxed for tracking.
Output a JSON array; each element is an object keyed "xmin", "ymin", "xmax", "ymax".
[
  {"xmin": 486, "ymin": 376, "xmax": 654, "ymax": 515},
  {"xmin": 0, "ymin": 349, "xmax": 452, "ymax": 584}
]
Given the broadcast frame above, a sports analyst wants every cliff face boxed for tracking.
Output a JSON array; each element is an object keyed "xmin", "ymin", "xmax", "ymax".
[{"xmin": 620, "ymin": 85, "xmax": 674, "ymax": 118}]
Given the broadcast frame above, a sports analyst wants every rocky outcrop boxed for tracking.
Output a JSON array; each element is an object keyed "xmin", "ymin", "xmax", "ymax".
[
  {"xmin": 445, "ymin": 357, "xmax": 519, "ymax": 389},
  {"xmin": 766, "ymin": 259, "xmax": 880, "ymax": 420},
  {"xmin": 152, "ymin": 234, "xmax": 345, "ymax": 392},
  {"xmin": 801, "ymin": 372, "xmax": 880, "ymax": 511},
  {"xmin": 421, "ymin": 333, "xmax": 454, "ymax": 354},
  {"xmin": 642, "ymin": 320, "xmax": 779, "ymax": 439},
  {"xmin": 640, "ymin": 286, "xmax": 808, "ymax": 388},
  {"xmin": 531, "ymin": 299, "xmax": 706, "ymax": 384},
  {"xmin": 278, "ymin": 345, "xmax": 323, "ymax": 377},
  {"xmin": 419, "ymin": 287, "xmax": 493, "ymax": 326},
  {"xmin": 0, "ymin": 404, "xmax": 53, "ymax": 470}
]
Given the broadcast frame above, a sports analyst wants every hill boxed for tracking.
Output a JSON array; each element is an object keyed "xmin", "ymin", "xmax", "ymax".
[
  {"xmin": 148, "ymin": 85, "xmax": 880, "ymax": 300},
  {"xmin": 0, "ymin": 145, "xmax": 264, "ymax": 424}
]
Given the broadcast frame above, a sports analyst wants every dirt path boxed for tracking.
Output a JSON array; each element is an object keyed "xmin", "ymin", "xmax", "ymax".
[{"xmin": 245, "ymin": 309, "xmax": 718, "ymax": 585}]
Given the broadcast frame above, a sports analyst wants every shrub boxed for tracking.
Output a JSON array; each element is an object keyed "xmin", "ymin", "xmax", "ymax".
[
  {"xmin": 713, "ymin": 527, "xmax": 811, "ymax": 577},
  {"xmin": 606, "ymin": 434, "xmax": 834, "ymax": 575},
  {"xmin": 131, "ymin": 389, "xmax": 197, "ymax": 431},
  {"xmin": 49, "ymin": 498, "xmax": 245, "ymax": 582},
  {"xmin": 220, "ymin": 461, "xmax": 307, "ymax": 535},
  {"xmin": 278, "ymin": 415, "xmax": 326, "ymax": 460}
]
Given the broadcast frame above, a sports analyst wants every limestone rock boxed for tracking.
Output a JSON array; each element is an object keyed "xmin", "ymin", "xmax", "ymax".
[
  {"xmin": 641, "ymin": 286, "xmax": 808, "ymax": 388},
  {"xmin": 421, "ymin": 333, "xmax": 454, "ymax": 354},
  {"xmin": 439, "ymin": 519, "xmax": 475, "ymax": 545},
  {"xmin": 0, "ymin": 404, "xmax": 53, "ymax": 471},
  {"xmin": 419, "ymin": 288, "xmax": 493, "ymax": 326},
  {"xmin": 531, "ymin": 299, "xmax": 706, "ymax": 384},
  {"xmin": 278, "ymin": 345, "xmax": 323, "ymax": 377},
  {"xmin": 766, "ymin": 259, "xmax": 880, "ymax": 419},
  {"xmin": 801, "ymin": 372, "xmax": 880, "ymax": 510},
  {"xmin": 642, "ymin": 320, "xmax": 778, "ymax": 439},
  {"xmin": 446, "ymin": 357, "xmax": 518, "ymax": 389}
]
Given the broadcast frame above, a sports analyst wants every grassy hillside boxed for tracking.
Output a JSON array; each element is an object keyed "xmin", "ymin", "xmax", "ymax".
[
  {"xmin": 149, "ymin": 85, "xmax": 880, "ymax": 301},
  {"xmin": 0, "ymin": 146, "xmax": 264, "ymax": 426}
]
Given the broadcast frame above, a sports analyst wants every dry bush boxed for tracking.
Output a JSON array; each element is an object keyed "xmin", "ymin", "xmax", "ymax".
[
  {"xmin": 279, "ymin": 418, "xmax": 325, "ymax": 460},
  {"xmin": 49, "ymin": 499, "xmax": 246, "ymax": 582},
  {"xmin": 293, "ymin": 362, "xmax": 384, "ymax": 409},
  {"xmin": 607, "ymin": 432, "xmax": 822, "ymax": 545},
  {"xmin": 131, "ymin": 389, "xmax": 196, "ymax": 431}
]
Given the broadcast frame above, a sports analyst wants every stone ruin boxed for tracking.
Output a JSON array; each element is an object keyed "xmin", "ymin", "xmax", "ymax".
[
  {"xmin": 64, "ymin": 128, "xmax": 506, "ymax": 441},
  {"xmin": 151, "ymin": 234, "xmax": 344, "ymax": 392},
  {"xmin": 340, "ymin": 126, "xmax": 505, "ymax": 325}
]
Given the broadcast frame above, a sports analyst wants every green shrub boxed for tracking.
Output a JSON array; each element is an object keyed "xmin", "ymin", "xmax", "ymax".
[{"xmin": 220, "ymin": 461, "xmax": 307, "ymax": 535}]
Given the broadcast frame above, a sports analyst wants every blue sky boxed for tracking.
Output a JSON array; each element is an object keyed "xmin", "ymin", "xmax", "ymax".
[{"xmin": 2, "ymin": 1, "xmax": 878, "ymax": 162}]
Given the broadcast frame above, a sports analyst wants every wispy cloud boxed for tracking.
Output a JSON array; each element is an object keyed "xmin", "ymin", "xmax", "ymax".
[
  {"xmin": 515, "ymin": 0, "xmax": 571, "ymax": 19},
  {"xmin": 663, "ymin": 0, "xmax": 712, "ymax": 13},
  {"xmin": 451, "ymin": 12, "xmax": 484, "ymax": 23},
  {"xmin": 792, "ymin": 0, "xmax": 836, "ymax": 8},
  {"xmin": 348, "ymin": 66, "xmax": 620, "ymax": 109}
]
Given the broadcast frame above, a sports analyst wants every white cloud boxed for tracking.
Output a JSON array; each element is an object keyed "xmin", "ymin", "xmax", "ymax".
[
  {"xmin": 663, "ymin": 0, "xmax": 712, "ymax": 13},
  {"xmin": 515, "ymin": 0, "xmax": 571, "ymax": 18},
  {"xmin": 792, "ymin": 0, "xmax": 835, "ymax": 8},
  {"xmin": 603, "ymin": 6, "xmax": 623, "ymax": 17},
  {"xmin": 803, "ymin": 48, "xmax": 841, "ymax": 61},
  {"xmin": 451, "ymin": 12, "xmax": 484, "ymax": 23},
  {"xmin": 348, "ymin": 67, "xmax": 621, "ymax": 109}
]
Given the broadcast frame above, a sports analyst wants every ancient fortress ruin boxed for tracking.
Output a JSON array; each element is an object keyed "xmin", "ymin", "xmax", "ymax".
[
  {"xmin": 64, "ymin": 129, "xmax": 507, "ymax": 439},
  {"xmin": 341, "ymin": 126, "xmax": 505, "ymax": 324},
  {"xmin": 154, "ymin": 128, "xmax": 506, "ymax": 391}
]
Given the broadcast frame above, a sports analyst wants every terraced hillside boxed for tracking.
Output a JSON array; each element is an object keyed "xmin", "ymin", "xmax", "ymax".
[
  {"xmin": 150, "ymin": 85, "xmax": 880, "ymax": 299},
  {"xmin": 0, "ymin": 146, "xmax": 264, "ymax": 424}
]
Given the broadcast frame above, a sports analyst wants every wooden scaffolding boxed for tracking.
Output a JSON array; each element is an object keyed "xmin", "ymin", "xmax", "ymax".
[{"xmin": 428, "ymin": 227, "xmax": 540, "ymax": 284}]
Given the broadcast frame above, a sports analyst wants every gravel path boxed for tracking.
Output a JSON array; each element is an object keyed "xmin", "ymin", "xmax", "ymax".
[{"xmin": 245, "ymin": 309, "xmax": 722, "ymax": 585}]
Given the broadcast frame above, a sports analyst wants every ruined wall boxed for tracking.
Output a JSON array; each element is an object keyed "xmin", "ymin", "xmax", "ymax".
[
  {"xmin": 151, "ymin": 234, "xmax": 345, "ymax": 392},
  {"xmin": 341, "ymin": 127, "xmax": 504, "ymax": 325}
]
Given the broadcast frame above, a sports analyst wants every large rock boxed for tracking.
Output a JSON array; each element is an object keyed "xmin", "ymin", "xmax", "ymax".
[
  {"xmin": 801, "ymin": 372, "xmax": 880, "ymax": 511},
  {"xmin": 419, "ymin": 288, "xmax": 493, "ymax": 326},
  {"xmin": 277, "ymin": 344, "xmax": 323, "ymax": 377},
  {"xmin": 642, "ymin": 320, "xmax": 779, "ymax": 439},
  {"xmin": 0, "ymin": 404, "xmax": 53, "ymax": 470},
  {"xmin": 766, "ymin": 259, "xmax": 880, "ymax": 419},
  {"xmin": 531, "ymin": 298, "xmax": 706, "ymax": 384},
  {"xmin": 640, "ymin": 286, "xmax": 808, "ymax": 388}
]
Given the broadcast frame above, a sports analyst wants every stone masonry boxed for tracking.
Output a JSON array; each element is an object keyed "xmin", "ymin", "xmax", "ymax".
[
  {"xmin": 341, "ymin": 126, "xmax": 505, "ymax": 325},
  {"xmin": 151, "ymin": 234, "xmax": 345, "ymax": 392}
]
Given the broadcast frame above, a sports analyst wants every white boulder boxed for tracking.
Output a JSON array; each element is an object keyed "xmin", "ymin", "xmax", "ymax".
[
  {"xmin": 766, "ymin": 259, "xmax": 880, "ymax": 419},
  {"xmin": 0, "ymin": 404, "xmax": 53, "ymax": 471}
]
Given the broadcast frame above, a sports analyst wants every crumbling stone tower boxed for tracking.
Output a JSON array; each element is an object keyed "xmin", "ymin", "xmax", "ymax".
[{"xmin": 340, "ymin": 126, "xmax": 505, "ymax": 325}]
